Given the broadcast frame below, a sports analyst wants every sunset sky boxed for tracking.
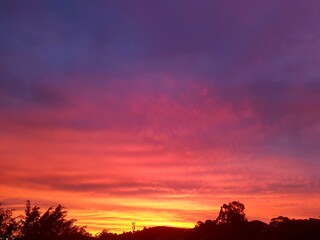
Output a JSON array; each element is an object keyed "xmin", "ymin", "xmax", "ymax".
[{"xmin": 0, "ymin": 0, "xmax": 320, "ymax": 235}]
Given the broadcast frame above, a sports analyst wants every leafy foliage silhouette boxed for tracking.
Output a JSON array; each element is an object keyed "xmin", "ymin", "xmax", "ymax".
[
  {"xmin": 19, "ymin": 200, "xmax": 90, "ymax": 240},
  {"xmin": 0, "ymin": 200, "xmax": 320, "ymax": 240},
  {"xmin": 195, "ymin": 201, "xmax": 320, "ymax": 240},
  {"xmin": 216, "ymin": 201, "xmax": 247, "ymax": 224},
  {"xmin": 0, "ymin": 203, "xmax": 18, "ymax": 239}
]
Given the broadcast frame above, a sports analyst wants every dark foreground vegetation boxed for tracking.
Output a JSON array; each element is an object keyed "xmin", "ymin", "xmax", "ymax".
[{"xmin": 1, "ymin": 200, "xmax": 319, "ymax": 240}]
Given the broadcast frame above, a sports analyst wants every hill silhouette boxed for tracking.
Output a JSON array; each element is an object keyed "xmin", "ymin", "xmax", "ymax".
[{"xmin": 1, "ymin": 200, "xmax": 319, "ymax": 240}]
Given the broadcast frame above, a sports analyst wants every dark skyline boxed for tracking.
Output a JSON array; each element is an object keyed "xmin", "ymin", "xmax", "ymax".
[{"xmin": 0, "ymin": 0, "xmax": 319, "ymax": 234}]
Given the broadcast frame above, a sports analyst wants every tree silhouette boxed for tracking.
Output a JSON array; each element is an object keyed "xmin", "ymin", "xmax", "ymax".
[
  {"xmin": 21, "ymin": 200, "xmax": 41, "ymax": 239},
  {"xmin": 216, "ymin": 201, "xmax": 247, "ymax": 224},
  {"xmin": 1, "ymin": 200, "xmax": 320, "ymax": 240},
  {"xmin": 20, "ymin": 200, "xmax": 90, "ymax": 240},
  {"xmin": 0, "ymin": 204, "xmax": 18, "ymax": 239},
  {"xmin": 96, "ymin": 229, "xmax": 117, "ymax": 240},
  {"xmin": 270, "ymin": 216, "xmax": 291, "ymax": 226}
]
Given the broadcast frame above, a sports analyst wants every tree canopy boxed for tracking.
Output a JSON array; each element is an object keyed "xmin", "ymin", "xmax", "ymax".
[
  {"xmin": 0, "ymin": 204, "xmax": 18, "ymax": 239},
  {"xmin": 216, "ymin": 201, "xmax": 247, "ymax": 224}
]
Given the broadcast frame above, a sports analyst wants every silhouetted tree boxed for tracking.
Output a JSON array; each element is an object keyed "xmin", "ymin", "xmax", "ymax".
[
  {"xmin": 216, "ymin": 201, "xmax": 247, "ymax": 224},
  {"xmin": 195, "ymin": 221, "xmax": 204, "ymax": 228},
  {"xmin": 0, "ymin": 204, "xmax": 18, "ymax": 239},
  {"xmin": 20, "ymin": 200, "xmax": 90, "ymax": 240},
  {"xmin": 21, "ymin": 200, "xmax": 41, "ymax": 239},
  {"xmin": 269, "ymin": 217, "xmax": 320, "ymax": 240},
  {"xmin": 2, "ymin": 199, "xmax": 320, "ymax": 240},
  {"xmin": 270, "ymin": 216, "xmax": 291, "ymax": 227},
  {"xmin": 96, "ymin": 229, "xmax": 117, "ymax": 240}
]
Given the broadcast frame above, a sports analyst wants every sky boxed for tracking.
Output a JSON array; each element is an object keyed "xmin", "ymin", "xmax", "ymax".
[{"xmin": 0, "ymin": 0, "xmax": 320, "ymax": 235}]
